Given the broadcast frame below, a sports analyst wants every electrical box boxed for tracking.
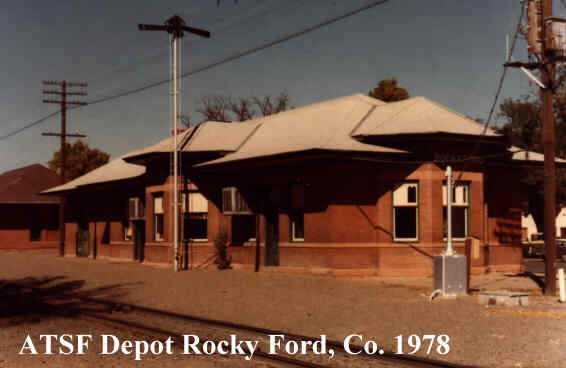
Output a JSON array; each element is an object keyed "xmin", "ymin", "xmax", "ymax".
[
  {"xmin": 433, "ymin": 254, "xmax": 468, "ymax": 297},
  {"xmin": 547, "ymin": 18, "xmax": 566, "ymax": 55},
  {"xmin": 527, "ymin": 0, "xmax": 542, "ymax": 55}
]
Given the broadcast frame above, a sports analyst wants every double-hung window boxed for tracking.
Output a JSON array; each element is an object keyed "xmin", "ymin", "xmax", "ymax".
[
  {"xmin": 290, "ymin": 183, "xmax": 305, "ymax": 242},
  {"xmin": 290, "ymin": 212, "xmax": 304, "ymax": 242},
  {"xmin": 182, "ymin": 191, "xmax": 208, "ymax": 241},
  {"xmin": 122, "ymin": 220, "xmax": 133, "ymax": 241},
  {"xmin": 153, "ymin": 194, "xmax": 164, "ymax": 241},
  {"xmin": 443, "ymin": 183, "xmax": 469, "ymax": 240},
  {"xmin": 393, "ymin": 182, "xmax": 419, "ymax": 241}
]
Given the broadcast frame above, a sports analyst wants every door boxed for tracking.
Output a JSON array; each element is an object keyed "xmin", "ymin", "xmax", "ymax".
[
  {"xmin": 133, "ymin": 221, "xmax": 145, "ymax": 262},
  {"xmin": 76, "ymin": 225, "xmax": 89, "ymax": 257}
]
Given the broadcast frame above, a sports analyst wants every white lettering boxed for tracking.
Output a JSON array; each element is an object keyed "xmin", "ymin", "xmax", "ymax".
[
  {"xmin": 76, "ymin": 335, "xmax": 92, "ymax": 355},
  {"xmin": 101, "ymin": 335, "xmax": 120, "ymax": 355},
  {"xmin": 39, "ymin": 335, "xmax": 57, "ymax": 355},
  {"xmin": 344, "ymin": 334, "xmax": 363, "ymax": 355},
  {"xmin": 183, "ymin": 335, "xmax": 201, "ymax": 354},
  {"xmin": 19, "ymin": 335, "xmax": 38, "ymax": 355},
  {"xmin": 269, "ymin": 334, "xmax": 284, "ymax": 354},
  {"xmin": 59, "ymin": 334, "xmax": 74, "ymax": 355}
]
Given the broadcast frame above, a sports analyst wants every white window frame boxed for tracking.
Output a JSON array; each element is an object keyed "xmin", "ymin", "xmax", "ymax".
[
  {"xmin": 153, "ymin": 194, "xmax": 164, "ymax": 242},
  {"xmin": 442, "ymin": 183, "xmax": 470, "ymax": 241},
  {"xmin": 182, "ymin": 191, "xmax": 208, "ymax": 242},
  {"xmin": 291, "ymin": 212, "xmax": 305, "ymax": 242},
  {"xmin": 123, "ymin": 220, "xmax": 133, "ymax": 241},
  {"xmin": 392, "ymin": 182, "xmax": 419, "ymax": 242}
]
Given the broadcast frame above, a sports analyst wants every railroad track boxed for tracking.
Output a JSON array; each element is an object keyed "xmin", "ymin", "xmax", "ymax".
[{"xmin": 46, "ymin": 294, "xmax": 480, "ymax": 368}]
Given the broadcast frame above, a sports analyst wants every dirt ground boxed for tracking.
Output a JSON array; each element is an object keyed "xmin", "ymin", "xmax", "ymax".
[{"xmin": 1, "ymin": 252, "xmax": 565, "ymax": 368}]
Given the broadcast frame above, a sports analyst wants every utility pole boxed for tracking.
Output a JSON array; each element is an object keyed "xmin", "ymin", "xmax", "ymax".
[
  {"xmin": 507, "ymin": 0, "xmax": 563, "ymax": 295},
  {"xmin": 138, "ymin": 15, "xmax": 210, "ymax": 272},
  {"xmin": 42, "ymin": 80, "xmax": 87, "ymax": 257},
  {"xmin": 540, "ymin": 0, "xmax": 557, "ymax": 296}
]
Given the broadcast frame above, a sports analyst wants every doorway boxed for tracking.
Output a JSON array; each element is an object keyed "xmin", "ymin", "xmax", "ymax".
[
  {"xmin": 76, "ymin": 221, "xmax": 89, "ymax": 257},
  {"xmin": 133, "ymin": 221, "xmax": 145, "ymax": 262}
]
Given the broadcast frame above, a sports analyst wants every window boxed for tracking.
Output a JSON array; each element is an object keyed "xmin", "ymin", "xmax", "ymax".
[
  {"xmin": 30, "ymin": 208, "xmax": 41, "ymax": 242},
  {"xmin": 393, "ymin": 182, "xmax": 419, "ymax": 241},
  {"xmin": 182, "ymin": 191, "xmax": 208, "ymax": 241},
  {"xmin": 290, "ymin": 212, "xmax": 304, "ymax": 242},
  {"xmin": 153, "ymin": 194, "xmax": 164, "ymax": 241},
  {"xmin": 443, "ymin": 183, "xmax": 469, "ymax": 240},
  {"xmin": 122, "ymin": 220, "xmax": 133, "ymax": 241}
]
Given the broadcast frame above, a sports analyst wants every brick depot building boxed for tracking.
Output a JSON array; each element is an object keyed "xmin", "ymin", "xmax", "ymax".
[
  {"xmin": 0, "ymin": 164, "xmax": 60, "ymax": 251},
  {"xmin": 43, "ymin": 94, "xmax": 559, "ymax": 276}
]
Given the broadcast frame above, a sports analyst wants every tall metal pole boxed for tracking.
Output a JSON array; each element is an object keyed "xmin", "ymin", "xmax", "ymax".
[
  {"xmin": 541, "ymin": 0, "xmax": 557, "ymax": 296},
  {"xmin": 445, "ymin": 166, "xmax": 454, "ymax": 256},
  {"xmin": 138, "ymin": 15, "xmax": 210, "ymax": 272}
]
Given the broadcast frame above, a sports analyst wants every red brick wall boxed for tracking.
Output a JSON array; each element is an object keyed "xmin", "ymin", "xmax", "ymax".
[
  {"xmin": 58, "ymin": 160, "xmax": 524, "ymax": 275},
  {"xmin": 0, "ymin": 204, "xmax": 59, "ymax": 250}
]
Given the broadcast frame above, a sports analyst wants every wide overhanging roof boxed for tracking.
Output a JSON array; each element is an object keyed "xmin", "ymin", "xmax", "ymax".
[
  {"xmin": 45, "ymin": 93, "xmax": 562, "ymax": 194},
  {"xmin": 196, "ymin": 94, "xmax": 409, "ymax": 167},
  {"xmin": 42, "ymin": 155, "xmax": 146, "ymax": 194},
  {"xmin": 351, "ymin": 96, "xmax": 499, "ymax": 138}
]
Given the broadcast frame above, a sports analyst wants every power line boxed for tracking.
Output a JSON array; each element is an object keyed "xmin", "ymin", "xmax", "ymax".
[
  {"xmin": 453, "ymin": 1, "xmax": 525, "ymax": 183},
  {"xmin": 0, "ymin": 0, "xmax": 390, "ymax": 140},
  {"xmin": 0, "ymin": 110, "xmax": 60, "ymax": 141}
]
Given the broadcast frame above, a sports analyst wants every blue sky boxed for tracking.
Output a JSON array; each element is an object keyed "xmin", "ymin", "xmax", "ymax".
[{"xmin": 0, "ymin": 0, "xmax": 555, "ymax": 173}]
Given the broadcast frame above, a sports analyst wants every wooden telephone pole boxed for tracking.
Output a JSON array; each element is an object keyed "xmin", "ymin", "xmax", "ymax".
[
  {"xmin": 42, "ymin": 80, "xmax": 87, "ymax": 257},
  {"xmin": 540, "ymin": 0, "xmax": 557, "ymax": 296},
  {"xmin": 507, "ymin": 0, "xmax": 563, "ymax": 295}
]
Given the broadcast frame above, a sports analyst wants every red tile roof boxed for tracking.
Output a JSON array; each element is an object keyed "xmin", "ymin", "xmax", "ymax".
[{"xmin": 0, "ymin": 164, "xmax": 61, "ymax": 204}]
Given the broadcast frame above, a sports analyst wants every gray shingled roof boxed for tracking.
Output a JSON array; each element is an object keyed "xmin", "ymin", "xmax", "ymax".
[
  {"xmin": 42, "ymin": 155, "xmax": 145, "ymax": 194},
  {"xmin": 509, "ymin": 146, "xmax": 566, "ymax": 163},
  {"xmin": 351, "ymin": 96, "xmax": 499, "ymax": 138},
  {"xmin": 44, "ymin": 94, "xmax": 562, "ymax": 194},
  {"xmin": 196, "ymin": 94, "xmax": 408, "ymax": 167}
]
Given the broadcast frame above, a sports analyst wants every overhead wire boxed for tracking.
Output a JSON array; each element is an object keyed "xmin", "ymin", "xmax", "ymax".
[
  {"xmin": 452, "ymin": 0, "xmax": 526, "ymax": 184},
  {"xmin": 0, "ymin": 0, "xmax": 391, "ymax": 141}
]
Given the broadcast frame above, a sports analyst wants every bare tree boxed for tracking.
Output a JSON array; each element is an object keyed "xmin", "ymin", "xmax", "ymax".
[
  {"xmin": 229, "ymin": 97, "xmax": 255, "ymax": 121},
  {"xmin": 181, "ymin": 92, "xmax": 291, "ymax": 127},
  {"xmin": 252, "ymin": 92, "xmax": 289, "ymax": 116},
  {"xmin": 197, "ymin": 95, "xmax": 231, "ymax": 122}
]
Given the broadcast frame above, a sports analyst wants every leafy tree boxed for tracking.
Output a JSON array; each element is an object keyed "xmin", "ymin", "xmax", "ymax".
[
  {"xmin": 496, "ymin": 69, "xmax": 566, "ymax": 231},
  {"xmin": 182, "ymin": 92, "xmax": 291, "ymax": 127},
  {"xmin": 368, "ymin": 78, "xmax": 409, "ymax": 102},
  {"xmin": 47, "ymin": 140, "xmax": 110, "ymax": 181}
]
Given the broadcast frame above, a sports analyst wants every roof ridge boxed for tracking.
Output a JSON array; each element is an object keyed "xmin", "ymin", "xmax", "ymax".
[
  {"xmin": 363, "ymin": 98, "xmax": 419, "ymax": 136},
  {"xmin": 348, "ymin": 105, "xmax": 377, "ymax": 137},
  {"xmin": 179, "ymin": 124, "xmax": 203, "ymax": 151},
  {"xmin": 418, "ymin": 96, "xmax": 498, "ymax": 134},
  {"xmin": 234, "ymin": 123, "xmax": 263, "ymax": 152}
]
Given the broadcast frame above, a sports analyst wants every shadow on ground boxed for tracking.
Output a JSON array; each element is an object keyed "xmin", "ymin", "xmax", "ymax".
[{"xmin": 0, "ymin": 276, "xmax": 141, "ymax": 326}]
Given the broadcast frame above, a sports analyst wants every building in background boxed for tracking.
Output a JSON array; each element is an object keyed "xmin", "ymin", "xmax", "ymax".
[
  {"xmin": 0, "ymin": 164, "xmax": 60, "ymax": 252},
  {"xmin": 43, "ymin": 94, "xmax": 566, "ymax": 276}
]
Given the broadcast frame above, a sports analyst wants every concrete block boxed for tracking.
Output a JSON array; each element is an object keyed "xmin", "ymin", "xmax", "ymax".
[{"xmin": 478, "ymin": 291, "xmax": 529, "ymax": 306}]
